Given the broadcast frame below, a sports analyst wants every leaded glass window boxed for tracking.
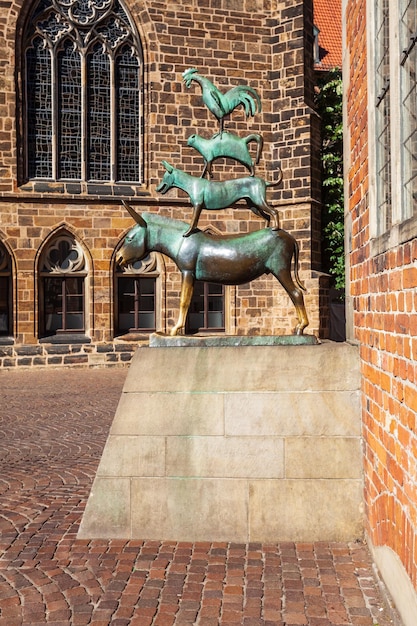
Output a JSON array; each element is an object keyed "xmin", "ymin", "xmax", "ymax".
[
  {"xmin": 23, "ymin": 0, "xmax": 142, "ymax": 184},
  {"xmin": 400, "ymin": 0, "xmax": 417, "ymax": 219},
  {"xmin": 39, "ymin": 234, "xmax": 87, "ymax": 337},
  {"xmin": 375, "ymin": 0, "xmax": 392, "ymax": 234}
]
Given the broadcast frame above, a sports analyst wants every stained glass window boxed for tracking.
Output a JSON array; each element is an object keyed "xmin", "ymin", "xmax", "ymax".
[
  {"xmin": 24, "ymin": 0, "xmax": 142, "ymax": 184},
  {"xmin": 88, "ymin": 44, "xmax": 111, "ymax": 180}
]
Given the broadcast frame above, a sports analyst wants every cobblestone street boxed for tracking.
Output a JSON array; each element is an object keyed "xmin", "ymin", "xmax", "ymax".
[{"xmin": 0, "ymin": 366, "xmax": 397, "ymax": 625}]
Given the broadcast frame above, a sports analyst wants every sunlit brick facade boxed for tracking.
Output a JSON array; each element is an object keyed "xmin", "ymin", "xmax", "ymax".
[{"xmin": 344, "ymin": 0, "xmax": 417, "ymax": 622}]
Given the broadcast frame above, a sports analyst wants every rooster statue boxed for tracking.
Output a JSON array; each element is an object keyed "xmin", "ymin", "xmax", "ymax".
[{"xmin": 182, "ymin": 68, "xmax": 262, "ymax": 135}]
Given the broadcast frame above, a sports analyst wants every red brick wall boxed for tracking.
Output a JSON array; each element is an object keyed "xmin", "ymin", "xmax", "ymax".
[
  {"xmin": 345, "ymin": 0, "xmax": 417, "ymax": 590},
  {"xmin": 0, "ymin": 0, "xmax": 324, "ymax": 367}
]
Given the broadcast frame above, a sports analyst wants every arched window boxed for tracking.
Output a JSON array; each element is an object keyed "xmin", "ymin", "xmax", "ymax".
[
  {"xmin": 23, "ymin": 0, "xmax": 142, "ymax": 184},
  {"xmin": 39, "ymin": 233, "xmax": 88, "ymax": 338},
  {"xmin": 115, "ymin": 252, "xmax": 159, "ymax": 335},
  {"xmin": 0, "ymin": 243, "xmax": 13, "ymax": 337}
]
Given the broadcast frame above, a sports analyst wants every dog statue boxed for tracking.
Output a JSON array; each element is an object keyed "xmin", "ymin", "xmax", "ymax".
[{"xmin": 156, "ymin": 160, "xmax": 282, "ymax": 237}]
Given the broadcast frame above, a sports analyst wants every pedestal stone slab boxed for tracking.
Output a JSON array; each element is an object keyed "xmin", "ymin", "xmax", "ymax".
[{"xmin": 78, "ymin": 342, "xmax": 363, "ymax": 541}]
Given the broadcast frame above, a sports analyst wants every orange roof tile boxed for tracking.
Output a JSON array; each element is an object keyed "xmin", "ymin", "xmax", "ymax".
[{"xmin": 314, "ymin": 0, "xmax": 342, "ymax": 70}]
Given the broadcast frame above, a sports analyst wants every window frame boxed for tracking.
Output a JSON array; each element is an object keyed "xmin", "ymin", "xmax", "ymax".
[
  {"xmin": 367, "ymin": 0, "xmax": 417, "ymax": 253},
  {"xmin": 0, "ymin": 243, "xmax": 13, "ymax": 338},
  {"xmin": 186, "ymin": 281, "xmax": 225, "ymax": 334},
  {"xmin": 114, "ymin": 252, "xmax": 160, "ymax": 337},
  {"xmin": 38, "ymin": 233, "xmax": 89, "ymax": 340}
]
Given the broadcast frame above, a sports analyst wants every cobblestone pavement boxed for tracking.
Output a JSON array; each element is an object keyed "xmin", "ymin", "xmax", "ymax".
[{"xmin": 0, "ymin": 366, "xmax": 398, "ymax": 626}]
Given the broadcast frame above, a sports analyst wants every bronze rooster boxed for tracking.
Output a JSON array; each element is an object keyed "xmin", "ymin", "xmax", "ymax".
[{"xmin": 182, "ymin": 68, "xmax": 262, "ymax": 134}]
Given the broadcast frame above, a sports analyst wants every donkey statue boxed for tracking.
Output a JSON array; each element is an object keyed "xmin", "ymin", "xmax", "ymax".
[{"xmin": 116, "ymin": 202, "xmax": 309, "ymax": 336}]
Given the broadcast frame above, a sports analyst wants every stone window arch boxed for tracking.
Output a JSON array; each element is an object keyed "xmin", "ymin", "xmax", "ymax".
[
  {"xmin": 0, "ymin": 242, "xmax": 13, "ymax": 337},
  {"xmin": 38, "ymin": 231, "xmax": 89, "ymax": 338},
  {"xmin": 22, "ymin": 0, "xmax": 143, "ymax": 184},
  {"xmin": 114, "ymin": 251, "xmax": 161, "ymax": 336}
]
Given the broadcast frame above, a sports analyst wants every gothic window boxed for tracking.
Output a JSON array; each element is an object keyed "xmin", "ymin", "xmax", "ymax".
[
  {"xmin": 39, "ymin": 233, "xmax": 87, "ymax": 337},
  {"xmin": 23, "ymin": 0, "xmax": 142, "ymax": 184},
  {"xmin": 0, "ymin": 243, "xmax": 13, "ymax": 336},
  {"xmin": 186, "ymin": 282, "xmax": 225, "ymax": 334},
  {"xmin": 115, "ymin": 253, "xmax": 159, "ymax": 335}
]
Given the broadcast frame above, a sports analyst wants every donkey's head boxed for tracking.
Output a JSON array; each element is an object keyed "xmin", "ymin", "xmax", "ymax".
[{"xmin": 116, "ymin": 202, "xmax": 148, "ymax": 267}]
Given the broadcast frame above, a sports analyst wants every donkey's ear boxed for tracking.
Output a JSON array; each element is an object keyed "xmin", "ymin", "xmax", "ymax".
[
  {"xmin": 161, "ymin": 160, "xmax": 173, "ymax": 172},
  {"xmin": 122, "ymin": 201, "xmax": 147, "ymax": 227}
]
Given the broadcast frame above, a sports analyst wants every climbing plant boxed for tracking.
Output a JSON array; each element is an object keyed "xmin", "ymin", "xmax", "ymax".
[{"xmin": 315, "ymin": 69, "xmax": 345, "ymax": 295}]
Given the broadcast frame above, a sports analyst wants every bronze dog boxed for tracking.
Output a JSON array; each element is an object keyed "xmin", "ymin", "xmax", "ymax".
[{"xmin": 156, "ymin": 160, "xmax": 282, "ymax": 236}]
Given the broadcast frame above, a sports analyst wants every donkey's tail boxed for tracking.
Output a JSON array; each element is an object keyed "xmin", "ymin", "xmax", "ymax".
[{"xmin": 293, "ymin": 238, "xmax": 307, "ymax": 292}]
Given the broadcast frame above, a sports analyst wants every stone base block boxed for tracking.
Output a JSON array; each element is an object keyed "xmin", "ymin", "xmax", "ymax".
[{"xmin": 78, "ymin": 342, "xmax": 363, "ymax": 542}]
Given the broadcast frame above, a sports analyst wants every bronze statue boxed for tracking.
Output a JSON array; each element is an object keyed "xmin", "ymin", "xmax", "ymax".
[
  {"xmin": 118, "ymin": 69, "xmax": 310, "ymax": 337},
  {"xmin": 182, "ymin": 68, "xmax": 261, "ymax": 135},
  {"xmin": 187, "ymin": 131, "xmax": 263, "ymax": 178},
  {"xmin": 156, "ymin": 160, "xmax": 282, "ymax": 237},
  {"xmin": 117, "ymin": 203, "xmax": 309, "ymax": 337}
]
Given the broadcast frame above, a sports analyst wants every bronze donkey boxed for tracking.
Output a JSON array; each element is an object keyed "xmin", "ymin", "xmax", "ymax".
[{"xmin": 116, "ymin": 203, "xmax": 308, "ymax": 336}]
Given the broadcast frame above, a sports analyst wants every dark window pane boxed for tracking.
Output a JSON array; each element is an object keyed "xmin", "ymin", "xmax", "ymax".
[
  {"xmin": 58, "ymin": 41, "xmax": 82, "ymax": 179},
  {"xmin": 87, "ymin": 44, "xmax": 111, "ymax": 180},
  {"xmin": 0, "ymin": 276, "xmax": 9, "ymax": 334},
  {"xmin": 187, "ymin": 282, "xmax": 225, "ymax": 333},
  {"xmin": 117, "ymin": 276, "xmax": 155, "ymax": 332},
  {"xmin": 43, "ymin": 276, "xmax": 84, "ymax": 333},
  {"xmin": 116, "ymin": 45, "xmax": 140, "ymax": 181},
  {"xmin": 44, "ymin": 277, "xmax": 63, "ymax": 333},
  {"xmin": 27, "ymin": 37, "xmax": 53, "ymax": 178}
]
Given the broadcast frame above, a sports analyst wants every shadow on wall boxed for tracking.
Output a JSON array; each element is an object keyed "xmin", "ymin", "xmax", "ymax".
[{"xmin": 329, "ymin": 288, "xmax": 346, "ymax": 341}]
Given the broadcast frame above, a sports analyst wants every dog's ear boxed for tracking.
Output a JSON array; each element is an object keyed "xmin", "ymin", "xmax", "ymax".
[{"xmin": 161, "ymin": 160, "xmax": 173, "ymax": 173}]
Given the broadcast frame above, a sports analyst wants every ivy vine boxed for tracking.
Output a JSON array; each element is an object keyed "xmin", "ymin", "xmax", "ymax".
[{"xmin": 315, "ymin": 69, "xmax": 345, "ymax": 297}]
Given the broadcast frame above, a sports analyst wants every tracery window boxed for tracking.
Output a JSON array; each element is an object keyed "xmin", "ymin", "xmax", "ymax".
[
  {"xmin": 39, "ymin": 233, "xmax": 88, "ymax": 337},
  {"xmin": 24, "ymin": 0, "xmax": 142, "ymax": 183},
  {"xmin": 115, "ymin": 253, "xmax": 159, "ymax": 335},
  {"xmin": 0, "ymin": 243, "xmax": 13, "ymax": 336}
]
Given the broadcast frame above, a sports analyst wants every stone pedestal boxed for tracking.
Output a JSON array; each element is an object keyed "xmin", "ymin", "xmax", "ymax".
[{"xmin": 78, "ymin": 341, "xmax": 363, "ymax": 542}]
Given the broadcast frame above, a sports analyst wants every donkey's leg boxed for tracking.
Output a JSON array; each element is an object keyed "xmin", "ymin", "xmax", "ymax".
[
  {"xmin": 171, "ymin": 271, "xmax": 195, "ymax": 335},
  {"xmin": 273, "ymin": 268, "xmax": 309, "ymax": 334},
  {"xmin": 184, "ymin": 204, "xmax": 203, "ymax": 237}
]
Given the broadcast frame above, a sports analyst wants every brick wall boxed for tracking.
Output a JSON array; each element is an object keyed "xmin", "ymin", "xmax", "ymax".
[
  {"xmin": 0, "ymin": 0, "xmax": 325, "ymax": 368},
  {"xmin": 345, "ymin": 0, "xmax": 417, "ymax": 595}
]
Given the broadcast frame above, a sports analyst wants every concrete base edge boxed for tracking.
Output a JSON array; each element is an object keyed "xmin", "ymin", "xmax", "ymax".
[{"xmin": 367, "ymin": 538, "xmax": 417, "ymax": 626}]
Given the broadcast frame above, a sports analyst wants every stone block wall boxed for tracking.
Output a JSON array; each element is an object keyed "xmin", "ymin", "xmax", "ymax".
[
  {"xmin": 79, "ymin": 342, "xmax": 363, "ymax": 542},
  {"xmin": 0, "ymin": 0, "xmax": 325, "ymax": 368}
]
